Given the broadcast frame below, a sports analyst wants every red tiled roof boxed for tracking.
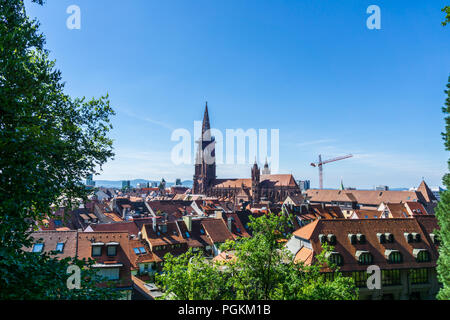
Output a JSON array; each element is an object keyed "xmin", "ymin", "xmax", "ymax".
[
  {"xmin": 292, "ymin": 218, "xmax": 439, "ymax": 272},
  {"xmin": 77, "ymin": 232, "xmax": 132, "ymax": 288}
]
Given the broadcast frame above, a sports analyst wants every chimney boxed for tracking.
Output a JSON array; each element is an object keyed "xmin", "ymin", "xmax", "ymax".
[
  {"xmin": 138, "ymin": 231, "xmax": 142, "ymax": 240},
  {"xmin": 152, "ymin": 216, "xmax": 156, "ymax": 231},
  {"xmin": 216, "ymin": 211, "xmax": 223, "ymax": 220},
  {"xmin": 183, "ymin": 215, "xmax": 192, "ymax": 232},
  {"xmin": 227, "ymin": 217, "xmax": 233, "ymax": 232}
]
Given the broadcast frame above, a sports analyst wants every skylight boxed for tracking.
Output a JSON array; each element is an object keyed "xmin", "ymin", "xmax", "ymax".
[
  {"xmin": 138, "ymin": 247, "xmax": 146, "ymax": 254},
  {"xmin": 185, "ymin": 232, "xmax": 190, "ymax": 238},
  {"xmin": 200, "ymin": 228, "xmax": 205, "ymax": 235},
  {"xmin": 56, "ymin": 242, "xmax": 64, "ymax": 253},
  {"xmin": 32, "ymin": 243, "xmax": 44, "ymax": 253},
  {"xmin": 133, "ymin": 247, "xmax": 140, "ymax": 254}
]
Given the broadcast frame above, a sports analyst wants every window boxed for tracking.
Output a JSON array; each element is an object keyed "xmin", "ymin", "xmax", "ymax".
[
  {"xmin": 412, "ymin": 233, "xmax": 421, "ymax": 242},
  {"xmin": 357, "ymin": 234, "xmax": 366, "ymax": 244},
  {"xmin": 32, "ymin": 243, "xmax": 44, "ymax": 253},
  {"xmin": 327, "ymin": 252, "xmax": 343, "ymax": 266},
  {"xmin": 382, "ymin": 269, "xmax": 401, "ymax": 286},
  {"xmin": 92, "ymin": 246, "xmax": 102, "ymax": 257},
  {"xmin": 185, "ymin": 232, "xmax": 190, "ymax": 238},
  {"xmin": 430, "ymin": 233, "xmax": 439, "ymax": 245},
  {"xmin": 138, "ymin": 247, "xmax": 146, "ymax": 254},
  {"xmin": 377, "ymin": 233, "xmax": 386, "ymax": 243},
  {"xmin": 133, "ymin": 247, "xmax": 140, "ymax": 255},
  {"xmin": 348, "ymin": 234, "xmax": 357, "ymax": 245},
  {"xmin": 319, "ymin": 234, "xmax": 327, "ymax": 244},
  {"xmin": 352, "ymin": 271, "xmax": 370, "ymax": 287},
  {"xmin": 386, "ymin": 250, "xmax": 402, "ymax": 263},
  {"xmin": 327, "ymin": 234, "xmax": 336, "ymax": 245},
  {"xmin": 386, "ymin": 233, "xmax": 394, "ymax": 243},
  {"xmin": 414, "ymin": 249, "xmax": 430, "ymax": 262},
  {"xmin": 357, "ymin": 251, "xmax": 373, "ymax": 265},
  {"xmin": 97, "ymin": 267, "xmax": 119, "ymax": 281},
  {"xmin": 200, "ymin": 228, "xmax": 205, "ymax": 235},
  {"xmin": 410, "ymin": 269, "xmax": 428, "ymax": 284},
  {"xmin": 404, "ymin": 233, "xmax": 414, "ymax": 243},
  {"xmin": 56, "ymin": 242, "xmax": 64, "ymax": 253},
  {"xmin": 107, "ymin": 245, "xmax": 117, "ymax": 256}
]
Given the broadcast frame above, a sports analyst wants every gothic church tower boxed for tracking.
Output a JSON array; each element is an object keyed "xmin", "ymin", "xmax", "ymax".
[{"xmin": 193, "ymin": 103, "xmax": 216, "ymax": 194}]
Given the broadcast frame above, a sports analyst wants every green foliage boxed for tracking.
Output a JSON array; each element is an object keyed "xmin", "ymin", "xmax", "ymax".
[
  {"xmin": 156, "ymin": 211, "xmax": 358, "ymax": 300},
  {"xmin": 0, "ymin": 0, "xmax": 116, "ymax": 299},
  {"xmin": 0, "ymin": 250, "xmax": 122, "ymax": 300},
  {"xmin": 436, "ymin": 76, "xmax": 450, "ymax": 300},
  {"xmin": 155, "ymin": 249, "xmax": 229, "ymax": 300},
  {"xmin": 442, "ymin": 6, "xmax": 450, "ymax": 26}
]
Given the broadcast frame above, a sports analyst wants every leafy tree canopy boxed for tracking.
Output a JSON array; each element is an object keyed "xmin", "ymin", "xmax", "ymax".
[
  {"xmin": 0, "ymin": 0, "xmax": 116, "ymax": 299},
  {"xmin": 156, "ymin": 211, "xmax": 358, "ymax": 300},
  {"xmin": 436, "ymin": 76, "xmax": 450, "ymax": 300}
]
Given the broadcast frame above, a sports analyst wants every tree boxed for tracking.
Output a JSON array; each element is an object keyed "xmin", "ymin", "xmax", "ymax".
[
  {"xmin": 436, "ymin": 76, "xmax": 450, "ymax": 300},
  {"xmin": 0, "ymin": 0, "xmax": 116, "ymax": 299},
  {"xmin": 155, "ymin": 249, "xmax": 229, "ymax": 300},
  {"xmin": 223, "ymin": 211, "xmax": 357, "ymax": 300},
  {"xmin": 442, "ymin": 6, "xmax": 450, "ymax": 26},
  {"xmin": 156, "ymin": 211, "xmax": 358, "ymax": 300}
]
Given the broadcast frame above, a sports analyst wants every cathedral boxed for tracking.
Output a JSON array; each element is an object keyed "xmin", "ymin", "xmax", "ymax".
[{"xmin": 193, "ymin": 103, "xmax": 301, "ymax": 204}]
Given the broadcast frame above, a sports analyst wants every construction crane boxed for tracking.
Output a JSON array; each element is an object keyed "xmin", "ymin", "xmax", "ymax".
[{"xmin": 310, "ymin": 154, "xmax": 353, "ymax": 189}]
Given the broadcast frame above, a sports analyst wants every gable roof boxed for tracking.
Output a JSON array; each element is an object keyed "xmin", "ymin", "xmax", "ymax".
[
  {"xmin": 306, "ymin": 189, "xmax": 426, "ymax": 206},
  {"xmin": 292, "ymin": 218, "xmax": 439, "ymax": 272},
  {"xmin": 76, "ymin": 231, "xmax": 132, "ymax": 288},
  {"xmin": 25, "ymin": 230, "xmax": 78, "ymax": 259},
  {"xmin": 417, "ymin": 180, "xmax": 437, "ymax": 202},
  {"xmin": 201, "ymin": 218, "xmax": 234, "ymax": 243}
]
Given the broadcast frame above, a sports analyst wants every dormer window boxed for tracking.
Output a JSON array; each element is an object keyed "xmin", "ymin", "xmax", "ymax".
[
  {"xmin": 319, "ymin": 234, "xmax": 327, "ymax": 244},
  {"xmin": 385, "ymin": 250, "xmax": 402, "ymax": 263},
  {"xmin": 385, "ymin": 233, "xmax": 394, "ymax": 243},
  {"xmin": 91, "ymin": 242, "xmax": 104, "ymax": 257},
  {"xmin": 356, "ymin": 234, "xmax": 366, "ymax": 244},
  {"xmin": 430, "ymin": 233, "xmax": 439, "ymax": 245},
  {"xmin": 356, "ymin": 251, "xmax": 373, "ymax": 265},
  {"xmin": 107, "ymin": 246, "xmax": 117, "ymax": 256},
  {"xmin": 327, "ymin": 234, "xmax": 336, "ymax": 245},
  {"xmin": 412, "ymin": 233, "xmax": 421, "ymax": 242},
  {"xmin": 413, "ymin": 249, "xmax": 430, "ymax": 262},
  {"xmin": 404, "ymin": 233, "xmax": 414, "ymax": 243},
  {"xmin": 92, "ymin": 246, "xmax": 102, "ymax": 256},
  {"xmin": 348, "ymin": 234, "xmax": 357, "ymax": 245},
  {"xmin": 326, "ymin": 252, "xmax": 343, "ymax": 266},
  {"xmin": 377, "ymin": 233, "xmax": 386, "ymax": 243}
]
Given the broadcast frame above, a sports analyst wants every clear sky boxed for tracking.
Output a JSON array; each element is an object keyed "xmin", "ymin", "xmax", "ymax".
[{"xmin": 26, "ymin": 0, "xmax": 450, "ymax": 189}]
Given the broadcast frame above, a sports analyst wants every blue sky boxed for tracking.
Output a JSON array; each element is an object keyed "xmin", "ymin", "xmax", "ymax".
[{"xmin": 26, "ymin": 0, "xmax": 450, "ymax": 189}]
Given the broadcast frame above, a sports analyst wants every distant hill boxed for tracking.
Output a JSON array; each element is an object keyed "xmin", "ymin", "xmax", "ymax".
[{"xmin": 92, "ymin": 179, "xmax": 193, "ymax": 189}]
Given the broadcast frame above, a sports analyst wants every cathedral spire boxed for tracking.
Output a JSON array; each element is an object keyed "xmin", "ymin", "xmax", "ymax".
[{"xmin": 202, "ymin": 102, "xmax": 211, "ymax": 140}]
